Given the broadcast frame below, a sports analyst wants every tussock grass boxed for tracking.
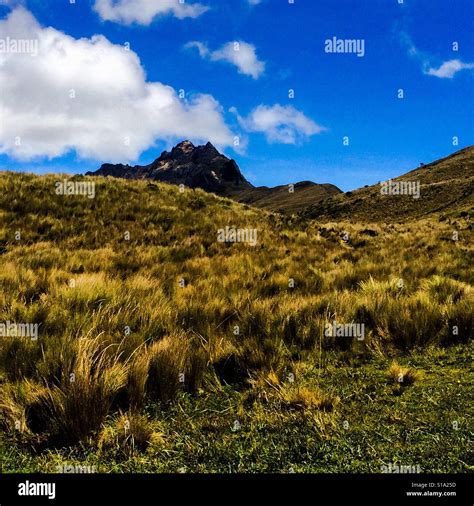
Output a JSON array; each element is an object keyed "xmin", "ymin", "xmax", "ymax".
[
  {"xmin": 0, "ymin": 382, "xmax": 30, "ymax": 434},
  {"xmin": 280, "ymin": 386, "xmax": 338, "ymax": 412},
  {"xmin": 126, "ymin": 348, "xmax": 150, "ymax": 410},
  {"xmin": 98, "ymin": 412, "xmax": 163, "ymax": 458},
  {"xmin": 387, "ymin": 361, "xmax": 419, "ymax": 387},
  {"xmin": 146, "ymin": 332, "xmax": 207, "ymax": 403},
  {"xmin": 27, "ymin": 337, "xmax": 128, "ymax": 444}
]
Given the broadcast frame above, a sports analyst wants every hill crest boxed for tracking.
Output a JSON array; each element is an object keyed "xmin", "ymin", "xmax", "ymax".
[
  {"xmin": 301, "ymin": 146, "xmax": 474, "ymax": 222},
  {"xmin": 86, "ymin": 140, "xmax": 342, "ymax": 213}
]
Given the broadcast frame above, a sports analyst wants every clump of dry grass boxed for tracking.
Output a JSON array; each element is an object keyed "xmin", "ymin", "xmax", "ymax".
[
  {"xmin": 0, "ymin": 382, "xmax": 30, "ymax": 434},
  {"xmin": 420, "ymin": 276, "xmax": 471, "ymax": 304},
  {"xmin": 0, "ymin": 380, "xmax": 52, "ymax": 445},
  {"xmin": 146, "ymin": 332, "xmax": 207, "ymax": 403},
  {"xmin": 387, "ymin": 361, "xmax": 419, "ymax": 387},
  {"xmin": 280, "ymin": 385, "xmax": 338, "ymax": 412},
  {"xmin": 98, "ymin": 411, "xmax": 163, "ymax": 458},
  {"xmin": 28, "ymin": 337, "xmax": 128, "ymax": 443},
  {"xmin": 0, "ymin": 336, "xmax": 44, "ymax": 382},
  {"xmin": 125, "ymin": 348, "xmax": 150, "ymax": 410}
]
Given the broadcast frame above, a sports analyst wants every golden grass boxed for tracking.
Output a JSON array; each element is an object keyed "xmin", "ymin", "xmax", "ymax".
[
  {"xmin": 98, "ymin": 412, "xmax": 163, "ymax": 458},
  {"xmin": 146, "ymin": 332, "xmax": 207, "ymax": 403},
  {"xmin": 280, "ymin": 386, "xmax": 338, "ymax": 412},
  {"xmin": 27, "ymin": 337, "xmax": 128, "ymax": 443},
  {"xmin": 0, "ymin": 172, "xmax": 471, "ymax": 449},
  {"xmin": 388, "ymin": 361, "xmax": 419, "ymax": 387}
]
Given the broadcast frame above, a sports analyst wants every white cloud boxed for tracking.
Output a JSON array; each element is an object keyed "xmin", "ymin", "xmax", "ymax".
[
  {"xmin": 0, "ymin": 8, "xmax": 235, "ymax": 162},
  {"xmin": 425, "ymin": 59, "xmax": 474, "ymax": 79},
  {"xmin": 247, "ymin": 0, "xmax": 262, "ymax": 5},
  {"xmin": 93, "ymin": 0, "xmax": 209, "ymax": 26},
  {"xmin": 399, "ymin": 31, "xmax": 424, "ymax": 60},
  {"xmin": 185, "ymin": 40, "xmax": 209, "ymax": 58},
  {"xmin": 232, "ymin": 104, "xmax": 325, "ymax": 144},
  {"xmin": 400, "ymin": 31, "xmax": 474, "ymax": 79},
  {"xmin": 186, "ymin": 40, "xmax": 265, "ymax": 79}
]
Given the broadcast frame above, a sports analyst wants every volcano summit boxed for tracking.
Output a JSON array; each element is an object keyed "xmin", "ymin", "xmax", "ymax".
[
  {"xmin": 87, "ymin": 141, "xmax": 252, "ymax": 195},
  {"xmin": 86, "ymin": 140, "xmax": 342, "ymax": 213}
]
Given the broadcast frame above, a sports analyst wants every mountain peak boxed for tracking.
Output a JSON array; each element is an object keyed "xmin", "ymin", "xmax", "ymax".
[
  {"xmin": 88, "ymin": 140, "xmax": 253, "ymax": 194},
  {"xmin": 174, "ymin": 139, "xmax": 195, "ymax": 151},
  {"xmin": 86, "ymin": 139, "xmax": 344, "ymax": 211}
]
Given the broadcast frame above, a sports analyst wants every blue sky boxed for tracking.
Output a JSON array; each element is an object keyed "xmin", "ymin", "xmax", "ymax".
[{"xmin": 0, "ymin": 0, "xmax": 473, "ymax": 191}]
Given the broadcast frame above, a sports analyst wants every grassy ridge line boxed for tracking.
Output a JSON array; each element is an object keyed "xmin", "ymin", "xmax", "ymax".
[
  {"xmin": 228, "ymin": 182, "xmax": 342, "ymax": 214},
  {"xmin": 302, "ymin": 146, "xmax": 474, "ymax": 222}
]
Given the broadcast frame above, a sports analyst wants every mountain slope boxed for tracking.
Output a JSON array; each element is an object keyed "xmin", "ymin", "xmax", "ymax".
[
  {"xmin": 229, "ymin": 181, "xmax": 342, "ymax": 214},
  {"xmin": 86, "ymin": 140, "xmax": 342, "ymax": 213},
  {"xmin": 0, "ymin": 171, "xmax": 472, "ymax": 473},
  {"xmin": 302, "ymin": 146, "xmax": 474, "ymax": 222}
]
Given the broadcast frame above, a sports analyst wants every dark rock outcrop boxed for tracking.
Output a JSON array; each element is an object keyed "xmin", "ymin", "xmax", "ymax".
[
  {"xmin": 86, "ymin": 140, "xmax": 343, "ymax": 213},
  {"xmin": 87, "ymin": 140, "xmax": 253, "ymax": 195}
]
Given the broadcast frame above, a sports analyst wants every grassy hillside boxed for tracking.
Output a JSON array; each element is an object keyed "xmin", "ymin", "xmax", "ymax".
[
  {"xmin": 302, "ymin": 146, "xmax": 474, "ymax": 222},
  {"xmin": 0, "ymin": 171, "xmax": 472, "ymax": 473},
  {"xmin": 229, "ymin": 181, "xmax": 342, "ymax": 214}
]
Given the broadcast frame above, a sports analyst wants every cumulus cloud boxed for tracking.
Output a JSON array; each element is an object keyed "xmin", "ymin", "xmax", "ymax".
[
  {"xmin": 93, "ymin": 0, "xmax": 209, "ymax": 25},
  {"xmin": 0, "ymin": 8, "xmax": 235, "ymax": 162},
  {"xmin": 425, "ymin": 59, "xmax": 474, "ymax": 79},
  {"xmin": 186, "ymin": 40, "xmax": 265, "ymax": 79},
  {"xmin": 232, "ymin": 104, "xmax": 325, "ymax": 144}
]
